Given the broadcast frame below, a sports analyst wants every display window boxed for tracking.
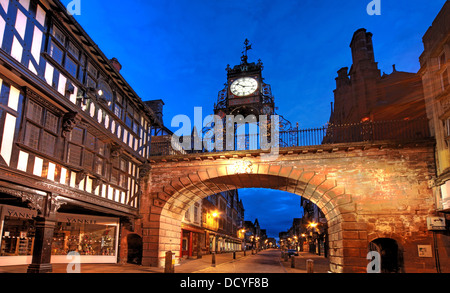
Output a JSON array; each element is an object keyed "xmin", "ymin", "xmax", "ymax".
[
  {"xmin": 0, "ymin": 206, "xmax": 120, "ymax": 266},
  {"xmin": 1, "ymin": 216, "xmax": 35, "ymax": 256},
  {"xmin": 50, "ymin": 213, "xmax": 119, "ymax": 264},
  {"xmin": 52, "ymin": 217, "xmax": 117, "ymax": 256},
  {"xmin": 0, "ymin": 205, "xmax": 37, "ymax": 266}
]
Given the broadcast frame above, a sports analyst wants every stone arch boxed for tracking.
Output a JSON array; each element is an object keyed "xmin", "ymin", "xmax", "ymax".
[{"xmin": 147, "ymin": 162, "xmax": 364, "ymax": 273}]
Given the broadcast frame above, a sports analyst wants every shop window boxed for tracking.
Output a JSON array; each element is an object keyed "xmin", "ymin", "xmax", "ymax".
[
  {"xmin": 52, "ymin": 219, "xmax": 117, "ymax": 256},
  {"xmin": 1, "ymin": 216, "xmax": 35, "ymax": 256}
]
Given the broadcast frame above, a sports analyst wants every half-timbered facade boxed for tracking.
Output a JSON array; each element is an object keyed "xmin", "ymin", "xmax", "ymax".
[{"xmin": 0, "ymin": 0, "xmax": 164, "ymax": 272}]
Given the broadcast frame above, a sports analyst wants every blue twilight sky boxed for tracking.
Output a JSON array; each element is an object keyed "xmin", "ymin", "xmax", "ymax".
[{"xmin": 61, "ymin": 0, "xmax": 446, "ymax": 238}]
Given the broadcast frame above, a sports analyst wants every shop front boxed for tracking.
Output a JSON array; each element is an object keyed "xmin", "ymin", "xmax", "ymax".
[
  {"xmin": 0, "ymin": 205, "xmax": 120, "ymax": 266},
  {"xmin": 181, "ymin": 224, "xmax": 205, "ymax": 258}
]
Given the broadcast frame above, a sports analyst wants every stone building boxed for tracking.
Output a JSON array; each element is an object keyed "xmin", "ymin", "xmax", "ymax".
[
  {"xmin": 419, "ymin": 0, "xmax": 450, "ymax": 273},
  {"xmin": 330, "ymin": 28, "xmax": 427, "ymax": 125},
  {"xmin": 326, "ymin": 28, "xmax": 429, "ymax": 144},
  {"xmin": 180, "ymin": 189, "xmax": 245, "ymax": 257}
]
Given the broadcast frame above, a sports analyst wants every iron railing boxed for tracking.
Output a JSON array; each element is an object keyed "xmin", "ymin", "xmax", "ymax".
[{"xmin": 150, "ymin": 118, "xmax": 431, "ymax": 156}]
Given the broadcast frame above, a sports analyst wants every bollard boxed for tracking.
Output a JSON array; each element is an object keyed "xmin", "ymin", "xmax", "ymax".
[
  {"xmin": 165, "ymin": 251, "xmax": 174, "ymax": 273},
  {"xmin": 212, "ymin": 252, "xmax": 216, "ymax": 267},
  {"xmin": 233, "ymin": 251, "xmax": 236, "ymax": 259},
  {"xmin": 291, "ymin": 256, "xmax": 295, "ymax": 268},
  {"xmin": 284, "ymin": 252, "xmax": 288, "ymax": 262},
  {"xmin": 244, "ymin": 249, "xmax": 246, "ymax": 256},
  {"xmin": 306, "ymin": 259, "xmax": 314, "ymax": 273}
]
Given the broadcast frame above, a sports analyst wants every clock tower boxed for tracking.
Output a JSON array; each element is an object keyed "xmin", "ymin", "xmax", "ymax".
[{"xmin": 214, "ymin": 39, "xmax": 275, "ymax": 120}]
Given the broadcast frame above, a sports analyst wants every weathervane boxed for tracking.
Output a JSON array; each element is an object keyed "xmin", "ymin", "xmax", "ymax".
[{"xmin": 241, "ymin": 39, "xmax": 252, "ymax": 64}]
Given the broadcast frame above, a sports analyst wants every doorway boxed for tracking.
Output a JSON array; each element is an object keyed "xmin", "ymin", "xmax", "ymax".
[{"xmin": 127, "ymin": 234, "xmax": 143, "ymax": 265}]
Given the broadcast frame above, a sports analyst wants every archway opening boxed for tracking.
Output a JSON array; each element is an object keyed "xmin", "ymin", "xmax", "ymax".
[
  {"xmin": 369, "ymin": 238, "xmax": 404, "ymax": 273},
  {"xmin": 148, "ymin": 167, "xmax": 352, "ymax": 272},
  {"xmin": 127, "ymin": 234, "xmax": 143, "ymax": 265},
  {"xmin": 160, "ymin": 183, "xmax": 335, "ymax": 268}
]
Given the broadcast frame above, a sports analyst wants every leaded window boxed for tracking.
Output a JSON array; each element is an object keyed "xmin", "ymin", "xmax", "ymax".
[
  {"xmin": 23, "ymin": 99, "xmax": 59, "ymax": 157},
  {"xmin": 66, "ymin": 127, "xmax": 107, "ymax": 176}
]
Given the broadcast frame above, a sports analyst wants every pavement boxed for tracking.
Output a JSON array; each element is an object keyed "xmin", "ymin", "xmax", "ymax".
[{"xmin": 0, "ymin": 249, "xmax": 330, "ymax": 274}]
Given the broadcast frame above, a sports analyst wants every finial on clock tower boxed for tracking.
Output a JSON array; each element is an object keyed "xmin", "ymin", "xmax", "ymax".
[{"xmin": 241, "ymin": 39, "xmax": 252, "ymax": 64}]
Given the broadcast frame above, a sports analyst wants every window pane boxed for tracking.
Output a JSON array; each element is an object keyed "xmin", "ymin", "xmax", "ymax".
[
  {"xmin": 98, "ymin": 141, "xmax": 106, "ymax": 156},
  {"xmin": 119, "ymin": 173, "xmax": 127, "ymax": 188},
  {"xmin": 65, "ymin": 56, "xmax": 78, "ymax": 78},
  {"xmin": 119, "ymin": 158, "xmax": 128, "ymax": 172},
  {"xmin": 114, "ymin": 104, "xmax": 122, "ymax": 119},
  {"xmin": 87, "ymin": 63, "xmax": 97, "ymax": 78},
  {"xmin": 86, "ymin": 76, "xmax": 96, "ymax": 89},
  {"xmin": 40, "ymin": 132, "xmax": 56, "ymax": 156},
  {"xmin": 45, "ymin": 112, "xmax": 58, "ymax": 133},
  {"xmin": 85, "ymin": 132, "xmax": 96, "ymax": 150},
  {"xmin": 26, "ymin": 100, "xmax": 43, "ymax": 124},
  {"xmin": 83, "ymin": 151, "xmax": 94, "ymax": 171},
  {"xmin": 52, "ymin": 25, "xmax": 66, "ymax": 45},
  {"xmin": 98, "ymin": 80, "xmax": 113, "ymax": 103},
  {"xmin": 24, "ymin": 122, "xmax": 40, "ymax": 150},
  {"xmin": 67, "ymin": 144, "xmax": 82, "ymax": 166},
  {"xmin": 111, "ymin": 169, "xmax": 119, "ymax": 185},
  {"xmin": 70, "ymin": 127, "xmax": 84, "ymax": 144},
  {"xmin": 67, "ymin": 42, "xmax": 79, "ymax": 60},
  {"xmin": 95, "ymin": 156, "xmax": 104, "ymax": 176},
  {"xmin": 125, "ymin": 115, "xmax": 133, "ymax": 129},
  {"xmin": 49, "ymin": 41, "xmax": 63, "ymax": 64}
]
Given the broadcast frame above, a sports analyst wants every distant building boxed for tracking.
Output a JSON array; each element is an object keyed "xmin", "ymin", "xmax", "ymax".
[
  {"xmin": 300, "ymin": 198, "xmax": 327, "ymax": 255},
  {"xmin": 330, "ymin": 28, "xmax": 427, "ymax": 124},
  {"xmin": 182, "ymin": 189, "xmax": 244, "ymax": 256},
  {"xmin": 419, "ymin": 1, "xmax": 450, "ymax": 214},
  {"xmin": 419, "ymin": 1, "xmax": 450, "ymax": 273},
  {"xmin": 326, "ymin": 28, "xmax": 429, "ymax": 143}
]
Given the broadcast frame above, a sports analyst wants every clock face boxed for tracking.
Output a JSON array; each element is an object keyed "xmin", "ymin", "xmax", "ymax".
[{"xmin": 230, "ymin": 77, "xmax": 258, "ymax": 97}]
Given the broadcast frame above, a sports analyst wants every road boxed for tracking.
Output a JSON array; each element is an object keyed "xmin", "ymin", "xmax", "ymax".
[{"xmin": 192, "ymin": 249, "xmax": 287, "ymax": 273}]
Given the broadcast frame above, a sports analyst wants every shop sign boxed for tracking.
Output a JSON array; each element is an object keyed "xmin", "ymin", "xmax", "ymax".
[
  {"xmin": 57, "ymin": 213, "xmax": 118, "ymax": 226},
  {"xmin": 0, "ymin": 205, "xmax": 37, "ymax": 220}
]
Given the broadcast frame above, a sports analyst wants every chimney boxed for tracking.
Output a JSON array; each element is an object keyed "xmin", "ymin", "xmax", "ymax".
[
  {"xmin": 110, "ymin": 57, "xmax": 122, "ymax": 72},
  {"xmin": 350, "ymin": 28, "xmax": 375, "ymax": 65},
  {"xmin": 336, "ymin": 67, "xmax": 350, "ymax": 88},
  {"xmin": 145, "ymin": 99, "xmax": 165, "ymax": 124}
]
